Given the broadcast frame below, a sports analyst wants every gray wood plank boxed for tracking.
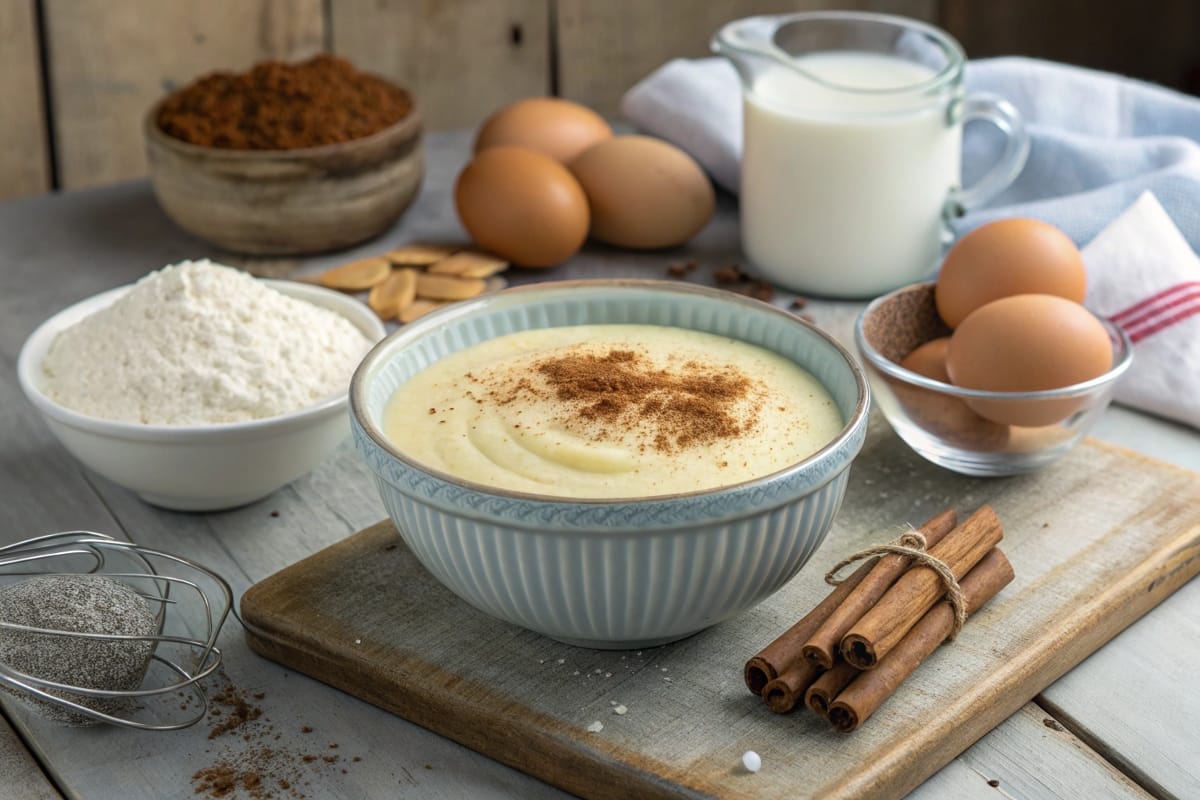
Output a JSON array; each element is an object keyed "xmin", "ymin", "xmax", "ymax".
[
  {"xmin": 0, "ymin": 129, "xmax": 1193, "ymax": 800},
  {"xmin": 1045, "ymin": 408, "xmax": 1200, "ymax": 800},
  {"xmin": 1040, "ymin": 578, "xmax": 1200, "ymax": 800},
  {"xmin": 0, "ymin": 711, "xmax": 61, "ymax": 800},
  {"xmin": 0, "ymin": 0, "xmax": 50, "ymax": 200},
  {"xmin": 41, "ymin": 0, "xmax": 324, "ymax": 190},
  {"xmin": 331, "ymin": 0, "xmax": 550, "ymax": 130},
  {"xmin": 909, "ymin": 704, "xmax": 1151, "ymax": 800}
]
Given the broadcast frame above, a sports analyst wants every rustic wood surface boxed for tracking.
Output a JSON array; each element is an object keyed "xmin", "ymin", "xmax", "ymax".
[
  {"xmin": 0, "ymin": 0, "xmax": 50, "ymax": 200},
  {"xmin": 941, "ymin": 0, "xmax": 1200, "ymax": 94},
  {"xmin": 0, "ymin": 130, "xmax": 1198, "ymax": 799},
  {"xmin": 238, "ymin": 433, "xmax": 1200, "ymax": 800},
  {"xmin": 1039, "ymin": 575, "xmax": 1200, "ymax": 800},
  {"xmin": 907, "ymin": 704, "xmax": 1151, "ymax": 800},
  {"xmin": 0, "ymin": 712, "xmax": 60, "ymax": 800},
  {"xmin": 41, "ymin": 0, "xmax": 324, "ymax": 190},
  {"xmin": 331, "ymin": 0, "xmax": 551, "ymax": 130}
]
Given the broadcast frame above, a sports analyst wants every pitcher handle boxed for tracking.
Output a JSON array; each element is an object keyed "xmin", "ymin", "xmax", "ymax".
[{"xmin": 945, "ymin": 94, "xmax": 1030, "ymax": 218}]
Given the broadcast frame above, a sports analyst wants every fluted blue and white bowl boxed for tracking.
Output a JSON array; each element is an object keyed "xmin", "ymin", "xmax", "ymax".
[{"xmin": 350, "ymin": 280, "xmax": 869, "ymax": 649}]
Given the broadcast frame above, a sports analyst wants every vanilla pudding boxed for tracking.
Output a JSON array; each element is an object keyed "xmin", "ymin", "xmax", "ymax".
[{"xmin": 381, "ymin": 324, "xmax": 842, "ymax": 498}]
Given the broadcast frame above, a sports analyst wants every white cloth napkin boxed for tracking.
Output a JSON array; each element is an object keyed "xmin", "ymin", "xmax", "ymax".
[
  {"xmin": 1084, "ymin": 192, "xmax": 1200, "ymax": 428},
  {"xmin": 621, "ymin": 58, "xmax": 744, "ymax": 194}
]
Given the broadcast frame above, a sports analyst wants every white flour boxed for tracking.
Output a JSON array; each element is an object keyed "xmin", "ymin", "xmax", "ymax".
[{"xmin": 41, "ymin": 260, "xmax": 374, "ymax": 425}]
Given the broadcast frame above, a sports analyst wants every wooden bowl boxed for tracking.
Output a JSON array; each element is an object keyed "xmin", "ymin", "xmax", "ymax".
[{"xmin": 144, "ymin": 100, "xmax": 423, "ymax": 255}]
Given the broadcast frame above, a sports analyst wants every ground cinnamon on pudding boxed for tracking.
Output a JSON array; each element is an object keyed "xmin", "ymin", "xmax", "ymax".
[{"xmin": 484, "ymin": 345, "xmax": 761, "ymax": 453}]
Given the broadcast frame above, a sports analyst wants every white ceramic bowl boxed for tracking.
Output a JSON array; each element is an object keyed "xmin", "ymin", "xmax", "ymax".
[
  {"xmin": 18, "ymin": 281, "xmax": 385, "ymax": 511},
  {"xmin": 351, "ymin": 280, "xmax": 870, "ymax": 649}
]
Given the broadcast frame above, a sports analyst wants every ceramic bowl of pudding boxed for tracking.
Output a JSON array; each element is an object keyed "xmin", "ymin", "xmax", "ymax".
[
  {"xmin": 350, "ymin": 279, "xmax": 870, "ymax": 649},
  {"xmin": 855, "ymin": 281, "xmax": 1133, "ymax": 476},
  {"xmin": 18, "ymin": 281, "xmax": 385, "ymax": 511}
]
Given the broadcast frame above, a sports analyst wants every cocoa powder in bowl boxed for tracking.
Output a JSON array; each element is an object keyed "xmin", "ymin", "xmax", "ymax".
[
  {"xmin": 157, "ymin": 54, "xmax": 413, "ymax": 150},
  {"xmin": 144, "ymin": 54, "xmax": 422, "ymax": 254},
  {"xmin": 859, "ymin": 282, "xmax": 951, "ymax": 364}
]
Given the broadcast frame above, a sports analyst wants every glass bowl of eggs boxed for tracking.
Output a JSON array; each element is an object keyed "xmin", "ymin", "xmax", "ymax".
[{"xmin": 854, "ymin": 219, "xmax": 1134, "ymax": 476}]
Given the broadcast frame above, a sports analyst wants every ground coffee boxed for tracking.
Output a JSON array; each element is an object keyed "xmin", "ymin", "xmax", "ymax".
[{"xmin": 157, "ymin": 54, "xmax": 412, "ymax": 150}]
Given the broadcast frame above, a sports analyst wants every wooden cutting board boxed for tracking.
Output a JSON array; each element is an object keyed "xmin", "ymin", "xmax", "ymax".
[{"xmin": 241, "ymin": 422, "xmax": 1200, "ymax": 800}]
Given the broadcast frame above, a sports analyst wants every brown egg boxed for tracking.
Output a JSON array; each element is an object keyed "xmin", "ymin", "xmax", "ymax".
[
  {"xmin": 899, "ymin": 337, "xmax": 951, "ymax": 383},
  {"xmin": 454, "ymin": 146, "xmax": 589, "ymax": 268},
  {"xmin": 891, "ymin": 379, "xmax": 1011, "ymax": 451},
  {"xmin": 568, "ymin": 135, "xmax": 715, "ymax": 249},
  {"xmin": 946, "ymin": 294, "xmax": 1113, "ymax": 426},
  {"xmin": 475, "ymin": 98, "xmax": 612, "ymax": 164},
  {"xmin": 895, "ymin": 337, "xmax": 1009, "ymax": 448},
  {"xmin": 936, "ymin": 218, "xmax": 1087, "ymax": 328}
]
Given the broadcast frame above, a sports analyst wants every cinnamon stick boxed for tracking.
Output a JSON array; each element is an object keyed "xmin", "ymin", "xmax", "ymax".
[
  {"xmin": 841, "ymin": 505, "xmax": 1003, "ymax": 669},
  {"xmin": 803, "ymin": 660, "xmax": 859, "ymax": 718},
  {"xmin": 743, "ymin": 557, "xmax": 878, "ymax": 696},
  {"xmin": 762, "ymin": 660, "xmax": 822, "ymax": 714},
  {"xmin": 802, "ymin": 509, "xmax": 958, "ymax": 669},
  {"xmin": 827, "ymin": 547, "xmax": 1014, "ymax": 733}
]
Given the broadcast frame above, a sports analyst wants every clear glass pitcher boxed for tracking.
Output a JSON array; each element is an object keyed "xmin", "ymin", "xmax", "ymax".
[{"xmin": 713, "ymin": 12, "xmax": 1029, "ymax": 298}]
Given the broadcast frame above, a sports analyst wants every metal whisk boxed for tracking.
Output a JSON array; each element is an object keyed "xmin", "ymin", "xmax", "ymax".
[{"xmin": 0, "ymin": 531, "xmax": 232, "ymax": 730}]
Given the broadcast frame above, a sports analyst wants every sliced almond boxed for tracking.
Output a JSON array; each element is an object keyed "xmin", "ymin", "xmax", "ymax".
[
  {"xmin": 385, "ymin": 243, "xmax": 460, "ymax": 266},
  {"xmin": 368, "ymin": 268, "xmax": 418, "ymax": 321},
  {"xmin": 415, "ymin": 272, "xmax": 487, "ymax": 301},
  {"xmin": 461, "ymin": 261, "xmax": 512, "ymax": 279},
  {"xmin": 318, "ymin": 257, "xmax": 392, "ymax": 291},
  {"xmin": 398, "ymin": 298, "xmax": 448, "ymax": 323},
  {"xmin": 428, "ymin": 251, "xmax": 509, "ymax": 278}
]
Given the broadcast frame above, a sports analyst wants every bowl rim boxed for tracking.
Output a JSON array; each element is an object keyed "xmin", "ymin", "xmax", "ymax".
[
  {"xmin": 143, "ymin": 94, "xmax": 422, "ymax": 160},
  {"xmin": 350, "ymin": 278, "xmax": 871, "ymax": 505},
  {"xmin": 17, "ymin": 276, "xmax": 386, "ymax": 441},
  {"xmin": 854, "ymin": 280, "xmax": 1135, "ymax": 400}
]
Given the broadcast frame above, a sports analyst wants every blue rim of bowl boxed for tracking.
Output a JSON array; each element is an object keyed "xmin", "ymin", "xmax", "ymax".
[
  {"xmin": 18, "ymin": 279, "xmax": 386, "ymax": 441},
  {"xmin": 350, "ymin": 278, "xmax": 871, "ymax": 506},
  {"xmin": 854, "ymin": 282, "xmax": 1134, "ymax": 401}
]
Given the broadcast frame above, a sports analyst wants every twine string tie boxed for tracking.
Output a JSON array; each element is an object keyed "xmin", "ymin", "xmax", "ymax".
[{"xmin": 824, "ymin": 528, "xmax": 968, "ymax": 639}]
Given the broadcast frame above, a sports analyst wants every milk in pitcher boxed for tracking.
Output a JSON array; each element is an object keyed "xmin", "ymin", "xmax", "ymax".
[{"xmin": 741, "ymin": 52, "xmax": 960, "ymax": 297}]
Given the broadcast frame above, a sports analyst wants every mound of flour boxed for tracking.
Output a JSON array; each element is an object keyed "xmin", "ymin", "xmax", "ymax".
[{"xmin": 41, "ymin": 260, "xmax": 374, "ymax": 425}]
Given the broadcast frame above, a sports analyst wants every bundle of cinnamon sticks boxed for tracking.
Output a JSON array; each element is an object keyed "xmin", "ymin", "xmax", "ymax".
[{"xmin": 744, "ymin": 505, "xmax": 1014, "ymax": 732}]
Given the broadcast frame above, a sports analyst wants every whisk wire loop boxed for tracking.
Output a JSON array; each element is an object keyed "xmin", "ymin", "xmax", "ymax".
[{"xmin": 0, "ymin": 531, "xmax": 233, "ymax": 730}]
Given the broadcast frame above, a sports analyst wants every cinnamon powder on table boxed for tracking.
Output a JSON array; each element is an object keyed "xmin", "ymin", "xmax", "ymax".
[
  {"xmin": 191, "ymin": 677, "xmax": 363, "ymax": 799},
  {"xmin": 158, "ymin": 54, "xmax": 412, "ymax": 150}
]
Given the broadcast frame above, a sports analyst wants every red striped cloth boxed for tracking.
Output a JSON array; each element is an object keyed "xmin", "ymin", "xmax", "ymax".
[
  {"xmin": 1107, "ymin": 281, "xmax": 1200, "ymax": 344},
  {"xmin": 1084, "ymin": 192, "xmax": 1200, "ymax": 428}
]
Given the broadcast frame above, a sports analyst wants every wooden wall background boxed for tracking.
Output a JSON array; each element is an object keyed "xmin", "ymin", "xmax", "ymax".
[{"xmin": 1, "ymin": 0, "xmax": 1197, "ymax": 201}]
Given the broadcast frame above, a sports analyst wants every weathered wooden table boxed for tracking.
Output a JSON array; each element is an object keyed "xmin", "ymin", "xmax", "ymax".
[{"xmin": 1, "ymin": 131, "xmax": 1196, "ymax": 800}]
